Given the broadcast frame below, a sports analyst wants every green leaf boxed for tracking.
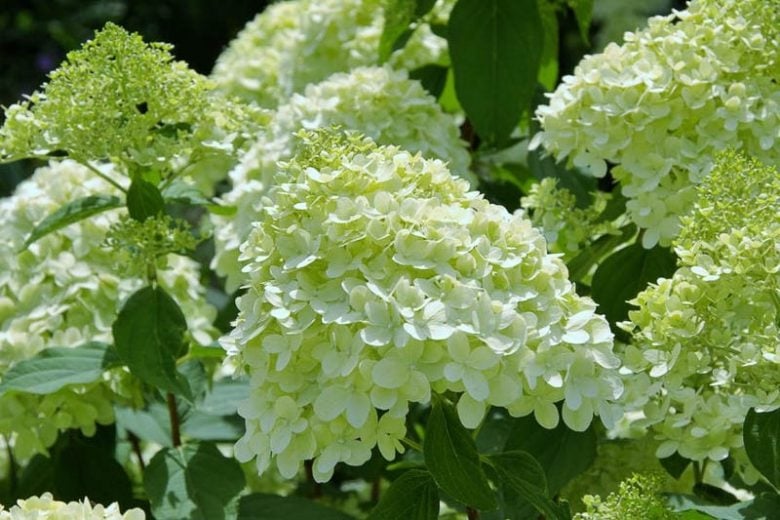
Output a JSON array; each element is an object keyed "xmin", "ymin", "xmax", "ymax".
[
  {"xmin": 22, "ymin": 194, "xmax": 122, "ymax": 247},
  {"xmin": 145, "ymin": 442, "xmax": 246, "ymax": 520},
  {"xmin": 15, "ymin": 426, "xmax": 135, "ymax": 511},
  {"xmin": 744, "ymin": 408, "xmax": 780, "ymax": 489},
  {"xmin": 659, "ymin": 452, "xmax": 692, "ymax": 480},
  {"xmin": 127, "ymin": 178, "xmax": 165, "ymax": 221},
  {"xmin": 424, "ymin": 398, "xmax": 496, "ymax": 510},
  {"xmin": 0, "ymin": 342, "xmax": 119, "ymax": 396},
  {"xmin": 488, "ymin": 451, "xmax": 569, "ymax": 520},
  {"xmin": 537, "ymin": 1, "xmax": 559, "ymax": 91},
  {"xmin": 448, "ymin": 0, "xmax": 543, "ymax": 145},
  {"xmin": 238, "ymin": 494, "xmax": 356, "ymax": 520},
  {"xmin": 666, "ymin": 494, "xmax": 747, "ymax": 520},
  {"xmin": 504, "ymin": 414, "xmax": 596, "ymax": 494},
  {"xmin": 410, "ymin": 65, "xmax": 449, "ymax": 99},
  {"xmin": 369, "ymin": 469, "xmax": 439, "ymax": 520},
  {"xmin": 116, "ymin": 403, "xmax": 173, "ymax": 447},
  {"xmin": 566, "ymin": 225, "xmax": 637, "ymax": 283},
  {"xmin": 112, "ymin": 285, "xmax": 191, "ymax": 398},
  {"xmin": 379, "ymin": 0, "xmax": 417, "ymax": 63},
  {"xmin": 161, "ymin": 180, "xmax": 211, "ymax": 206},
  {"xmin": 591, "ymin": 242, "xmax": 678, "ymax": 337},
  {"xmin": 567, "ymin": 0, "xmax": 594, "ymax": 44}
]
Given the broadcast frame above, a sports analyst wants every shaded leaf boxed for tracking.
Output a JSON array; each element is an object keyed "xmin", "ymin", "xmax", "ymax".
[
  {"xmin": 591, "ymin": 242, "xmax": 678, "ymax": 339},
  {"xmin": 23, "ymin": 195, "xmax": 122, "ymax": 247},
  {"xmin": 488, "ymin": 451, "xmax": 569, "ymax": 520},
  {"xmin": 0, "ymin": 342, "xmax": 119, "ymax": 396},
  {"xmin": 410, "ymin": 64, "xmax": 449, "ymax": 99},
  {"xmin": 369, "ymin": 469, "xmax": 439, "ymax": 520},
  {"xmin": 744, "ymin": 408, "xmax": 780, "ymax": 489},
  {"xmin": 238, "ymin": 494, "xmax": 355, "ymax": 520},
  {"xmin": 448, "ymin": 0, "xmax": 543, "ymax": 145},
  {"xmin": 145, "ymin": 442, "xmax": 245, "ymax": 520},
  {"xmin": 567, "ymin": 0, "xmax": 594, "ymax": 44},
  {"xmin": 112, "ymin": 285, "xmax": 191, "ymax": 398},
  {"xmin": 504, "ymin": 414, "xmax": 596, "ymax": 494},
  {"xmin": 127, "ymin": 178, "xmax": 164, "ymax": 221},
  {"xmin": 424, "ymin": 398, "xmax": 496, "ymax": 510}
]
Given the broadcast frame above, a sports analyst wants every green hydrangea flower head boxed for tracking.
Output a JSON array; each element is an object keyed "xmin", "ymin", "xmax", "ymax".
[
  {"xmin": 212, "ymin": 66, "xmax": 471, "ymax": 291},
  {"xmin": 532, "ymin": 0, "xmax": 780, "ymax": 247},
  {"xmin": 574, "ymin": 474, "xmax": 676, "ymax": 520},
  {"xmin": 620, "ymin": 151, "xmax": 780, "ymax": 462},
  {"xmin": 0, "ymin": 22, "xmax": 258, "ymax": 191},
  {"xmin": 0, "ymin": 493, "xmax": 144, "ymax": 520},
  {"xmin": 226, "ymin": 129, "xmax": 624, "ymax": 482},
  {"xmin": 210, "ymin": 0, "xmax": 453, "ymax": 107},
  {"xmin": 521, "ymin": 178, "xmax": 622, "ymax": 261},
  {"xmin": 0, "ymin": 160, "xmax": 217, "ymax": 458}
]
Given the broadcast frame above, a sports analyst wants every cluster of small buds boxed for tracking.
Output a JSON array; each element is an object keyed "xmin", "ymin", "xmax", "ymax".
[
  {"xmin": 212, "ymin": 66, "xmax": 471, "ymax": 291},
  {"xmin": 210, "ymin": 0, "xmax": 453, "ymax": 107},
  {"xmin": 521, "ymin": 177, "xmax": 622, "ymax": 260},
  {"xmin": 0, "ymin": 493, "xmax": 144, "ymax": 520},
  {"xmin": 619, "ymin": 152, "xmax": 780, "ymax": 462},
  {"xmin": 0, "ymin": 160, "xmax": 217, "ymax": 457},
  {"xmin": 225, "ymin": 130, "xmax": 624, "ymax": 482},
  {"xmin": 532, "ymin": 0, "xmax": 780, "ymax": 247}
]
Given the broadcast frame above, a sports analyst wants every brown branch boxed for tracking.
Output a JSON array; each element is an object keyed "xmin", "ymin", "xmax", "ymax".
[{"xmin": 166, "ymin": 392, "xmax": 181, "ymax": 447}]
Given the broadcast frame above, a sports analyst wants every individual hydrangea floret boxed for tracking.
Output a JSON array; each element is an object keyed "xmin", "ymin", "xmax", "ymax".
[
  {"xmin": 531, "ymin": 0, "xmax": 780, "ymax": 247},
  {"xmin": 212, "ymin": 66, "xmax": 471, "ymax": 291},
  {"xmin": 0, "ymin": 161, "xmax": 217, "ymax": 458},
  {"xmin": 0, "ymin": 23, "xmax": 260, "ymax": 193},
  {"xmin": 0, "ymin": 493, "xmax": 144, "ymax": 520},
  {"xmin": 210, "ymin": 0, "xmax": 453, "ymax": 107},
  {"xmin": 619, "ymin": 152, "xmax": 780, "ymax": 462},
  {"xmin": 226, "ymin": 129, "xmax": 623, "ymax": 482}
]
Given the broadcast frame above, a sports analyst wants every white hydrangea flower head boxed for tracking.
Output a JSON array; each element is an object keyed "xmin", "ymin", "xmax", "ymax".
[
  {"xmin": 212, "ymin": 66, "xmax": 471, "ymax": 291},
  {"xmin": 532, "ymin": 0, "xmax": 780, "ymax": 247},
  {"xmin": 0, "ymin": 160, "xmax": 217, "ymax": 458},
  {"xmin": 211, "ymin": 0, "xmax": 452, "ymax": 107},
  {"xmin": 226, "ymin": 129, "xmax": 623, "ymax": 482},
  {"xmin": 619, "ymin": 152, "xmax": 780, "ymax": 462},
  {"xmin": 0, "ymin": 493, "xmax": 144, "ymax": 520}
]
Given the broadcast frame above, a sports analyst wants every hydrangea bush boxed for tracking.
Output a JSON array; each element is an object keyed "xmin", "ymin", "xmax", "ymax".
[{"xmin": 0, "ymin": 1, "xmax": 778, "ymax": 519}]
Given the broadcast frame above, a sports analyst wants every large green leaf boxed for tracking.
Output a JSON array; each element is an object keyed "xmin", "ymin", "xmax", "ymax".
[
  {"xmin": 744, "ymin": 408, "xmax": 780, "ymax": 489},
  {"xmin": 567, "ymin": 0, "xmax": 594, "ymax": 44},
  {"xmin": 504, "ymin": 414, "xmax": 596, "ymax": 494},
  {"xmin": 115, "ymin": 403, "xmax": 173, "ymax": 447},
  {"xmin": 237, "ymin": 494, "xmax": 356, "ymax": 520},
  {"xmin": 590, "ymin": 242, "xmax": 678, "ymax": 337},
  {"xmin": 112, "ymin": 285, "xmax": 191, "ymax": 398},
  {"xmin": 23, "ymin": 194, "xmax": 122, "ymax": 247},
  {"xmin": 369, "ymin": 469, "xmax": 439, "ymax": 520},
  {"xmin": 127, "ymin": 178, "xmax": 165, "ymax": 221},
  {"xmin": 0, "ymin": 342, "xmax": 119, "ymax": 396},
  {"xmin": 537, "ymin": 0, "xmax": 559, "ymax": 91},
  {"xmin": 15, "ymin": 426, "xmax": 135, "ymax": 511},
  {"xmin": 448, "ymin": 0, "xmax": 543, "ymax": 145},
  {"xmin": 424, "ymin": 398, "xmax": 496, "ymax": 510},
  {"xmin": 487, "ymin": 451, "xmax": 569, "ymax": 520},
  {"xmin": 144, "ymin": 442, "xmax": 246, "ymax": 520}
]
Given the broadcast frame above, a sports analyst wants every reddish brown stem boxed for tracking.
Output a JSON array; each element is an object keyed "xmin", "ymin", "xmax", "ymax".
[
  {"xmin": 166, "ymin": 392, "xmax": 181, "ymax": 447},
  {"xmin": 467, "ymin": 506, "xmax": 480, "ymax": 520}
]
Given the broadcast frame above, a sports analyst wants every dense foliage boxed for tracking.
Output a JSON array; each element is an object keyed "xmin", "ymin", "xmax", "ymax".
[{"xmin": 0, "ymin": 0, "xmax": 778, "ymax": 519}]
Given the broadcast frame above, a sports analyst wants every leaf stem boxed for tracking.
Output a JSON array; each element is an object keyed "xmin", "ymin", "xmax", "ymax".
[
  {"xmin": 402, "ymin": 437, "xmax": 424, "ymax": 453},
  {"xmin": 128, "ymin": 431, "xmax": 146, "ymax": 472},
  {"xmin": 466, "ymin": 506, "xmax": 480, "ymax": 520},
  {"xmin": 83, "ymin": 161, "xmax": 127, "ymax": 193},
  {"xmin": 166, "ymin": 392, "xmax": 181, "ymax": 447}
]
